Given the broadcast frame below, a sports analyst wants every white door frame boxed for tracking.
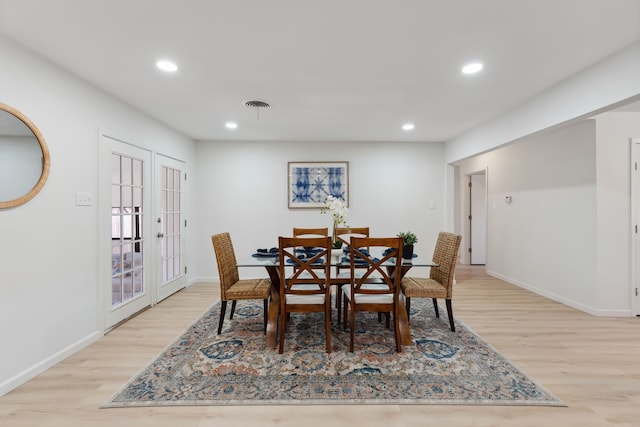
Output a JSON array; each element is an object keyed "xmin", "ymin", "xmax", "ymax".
[
  {"xmin": 469, "ymin": 171, "xmax": 487, "ymax": 265},
  {"xmin": 464, "ymin": 168, "xmax": 488, "ymax": 266},
  {"xmin": 630, "ymin": 138, "xmax": 640, "ymax": 316}
]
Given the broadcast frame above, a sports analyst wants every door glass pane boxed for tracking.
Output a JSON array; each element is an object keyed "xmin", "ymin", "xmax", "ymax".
[
  {"xmin": 122, "ymin": 157, "xmax": 132, "ymax": 185},
  {"xmin": 133, "ymin": 187, "xmax": 142, "ymax": 209},
  {"xmin": 111, "ymin": 154, "xmax": 120, "ymax": 184},
  {"xmin": 132, "ymin": 159, "xmax": 142, "ymax": 186}
]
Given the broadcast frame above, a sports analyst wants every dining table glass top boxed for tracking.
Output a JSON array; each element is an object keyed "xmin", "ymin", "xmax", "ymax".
[{"xmin": 237, "ymin": 249, "xmax": 437, "ymax": 268}]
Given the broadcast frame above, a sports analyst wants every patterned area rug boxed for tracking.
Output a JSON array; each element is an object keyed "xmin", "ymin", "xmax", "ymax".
[{"xmin": 103, "ymin": 299, "xmax": 564, "ymax": 407}]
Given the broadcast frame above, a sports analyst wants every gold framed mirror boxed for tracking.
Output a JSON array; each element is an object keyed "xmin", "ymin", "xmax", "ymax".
[{"xmin": 0, "ymin": 103, "xmax": 50, "ymax": 208}]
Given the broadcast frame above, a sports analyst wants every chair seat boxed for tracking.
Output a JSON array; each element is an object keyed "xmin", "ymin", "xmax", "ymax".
[
  {"xmin": 341, "ymin": 283, "xmax": 393, "ymax": 304},
  {"xmin": 285, "ymin": 284, "xmax": 327, "ymax": 304},
  {"xmin": 401, "ymin": 277, "xmax": 447, "ymax": 298},
  {"xmin": 226, "ymin": 278, "xmax": 271, "ymax": 300}
]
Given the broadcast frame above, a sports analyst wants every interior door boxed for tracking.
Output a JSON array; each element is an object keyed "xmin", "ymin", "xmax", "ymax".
[
  {"xmin": 470, "ymin": 172, "xmax": 487, "ymax": 265},
  {"xmin": 631, "ymin": 138, "xmax": 640, "ymax": 316},
  {"xmin": 155, "ymin": 154, "xmax": 186, "ymax": 301},
  {"xmin": 101, "ymin": 136, "xmax": 152, "ymax": 329}
]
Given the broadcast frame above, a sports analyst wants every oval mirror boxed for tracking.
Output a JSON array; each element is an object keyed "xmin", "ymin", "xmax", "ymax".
[{"xmin": 0, "ymin": 103, "xmax": 50, "ymax": 208}]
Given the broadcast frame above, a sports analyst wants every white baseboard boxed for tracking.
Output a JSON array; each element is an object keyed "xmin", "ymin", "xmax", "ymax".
[
  {"xmin": 0, "ymin": 331, "xmax": 102, "ymax": 397},
  {"xmin": 486, "ymin": 269, "xmax": 632, "ymax": 317},
  {"xmin": 188, "ymin": 276, "xmax": 216, "ymax": 285}
]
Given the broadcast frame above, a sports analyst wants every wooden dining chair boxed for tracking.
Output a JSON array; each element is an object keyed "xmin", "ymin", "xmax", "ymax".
[
  {"xmin": 211, "ymin": 232, "xmax": 271, "ymax": 335},
  {"xmin": 334, "ymin": 226, "xmax": 370, "ymax": 322},
  {"xmin": 400, "ymin": 231, "xmax": 461, "ymax": 331},
  {"xmin": 278, "ymin": 235, "xmax": 332, "ymax": 354},
  {"xmin": 341, "ymin": 236, "xmax": 404, "ymax": 352},
  {"xmin": 278, "ymin": 236, "xmax": 331, "ymax": 354}
]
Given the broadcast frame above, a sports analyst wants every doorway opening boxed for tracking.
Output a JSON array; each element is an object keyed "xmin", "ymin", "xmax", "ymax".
[{"xmin": 468, "ymin": 171, "xmax": 486, "ymax": 265}]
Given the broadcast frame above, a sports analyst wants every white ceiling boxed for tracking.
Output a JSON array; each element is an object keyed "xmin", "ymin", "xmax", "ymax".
[{"xmin": 0, "ymin": 0, "xmax": 639, "ymax": 142}]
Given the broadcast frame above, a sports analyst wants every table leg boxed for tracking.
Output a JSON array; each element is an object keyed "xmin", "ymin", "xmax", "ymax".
[
  {"xmin": 264, "ymin": 265, "xmax": 280, "ymax": 348},
  {"xmin": 389, "ymin": 265, "xmax": 413, "ymax": 346},
  {"xmin": 397, "ymin": 295, "xmax": 412, "ymax": 345}
]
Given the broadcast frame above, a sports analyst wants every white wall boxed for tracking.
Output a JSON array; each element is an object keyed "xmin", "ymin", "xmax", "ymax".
[
  {"xmin": 193, "ymin": 140, "xmax": 445, "ymax": 282},
  {"xmin": 0, "ymin": 35, "xmax": 196, "ymax": 396},
  {"xmin": 455, "ymin": 121, "xmax": 599, "ymax": 312}
]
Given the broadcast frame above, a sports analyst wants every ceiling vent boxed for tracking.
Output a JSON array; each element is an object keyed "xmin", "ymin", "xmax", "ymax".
[{"xmin": 244, "ymin": 100, "xmax": 270, "ymax": 120}]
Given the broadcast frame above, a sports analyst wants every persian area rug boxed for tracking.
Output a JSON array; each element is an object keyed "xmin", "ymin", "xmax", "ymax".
[{"xmin": 103, "ymin": 299, "xmax": 564, "ymax": 407}]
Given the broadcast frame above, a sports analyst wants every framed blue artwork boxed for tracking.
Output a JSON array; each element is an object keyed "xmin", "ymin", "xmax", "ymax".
[{"xmin": 288, "ymin": 161, "xmax": 349, "ymax": 209}]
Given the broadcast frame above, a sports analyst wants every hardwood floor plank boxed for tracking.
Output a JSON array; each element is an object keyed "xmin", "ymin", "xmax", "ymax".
[{"xmin": 1, "ymin": 265, "xmax": 639, "ymax": 426}]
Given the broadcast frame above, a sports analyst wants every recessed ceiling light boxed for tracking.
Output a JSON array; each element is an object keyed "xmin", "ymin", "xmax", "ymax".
[
  {"xmin": 225, "ymin": 122, "xmax": 238, "ymax": 129},
  {"xmin": 156, "ymin": 60, "xmax": 178, "ymax": 72},
  {"xmin": 402, "ymin": 123, "xmax": 415, "ymax": 131},
  {"xmin": 462, "ymin": 62, "xmax": 483, "ymax": 74}
]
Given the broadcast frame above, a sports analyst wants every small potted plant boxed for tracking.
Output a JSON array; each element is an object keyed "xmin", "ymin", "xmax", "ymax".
[{"xmin": 397, "ymin": 231, "xmax": 418, "ymax": 259}]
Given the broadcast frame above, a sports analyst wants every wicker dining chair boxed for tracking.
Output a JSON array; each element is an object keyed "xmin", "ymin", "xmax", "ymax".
[
  {"xmin": 278, "ymin": 235, "xmax": 332, "ymax": 353},
  {"xmin": 211, "ymin": 232, "xmax": 271, "ymax": 335},
  {"xmin": 400, "ymin": 231, "xmax": 462, "ymax": 332},
  {"xmin": 341, "ymin": 236, "xmax": 404, "ymax": 352}
]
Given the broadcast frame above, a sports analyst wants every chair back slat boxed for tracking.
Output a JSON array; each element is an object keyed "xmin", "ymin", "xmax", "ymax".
[
  {"xmin": 335, "ymin": 226, "xmax": 370, "ymax": 244},
  {"xmin": 292, "ymin": 227, "xmax": 329, "ymax": 237}
]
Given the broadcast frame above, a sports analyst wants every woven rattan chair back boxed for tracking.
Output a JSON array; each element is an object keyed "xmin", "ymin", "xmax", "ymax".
[
  {"xmin": 430, "ymin": 232, "xmax": 462, "ymax": 298},
  {"xmin": 212, "ymin": 232, "xmax": 240, "ymax": 300}
]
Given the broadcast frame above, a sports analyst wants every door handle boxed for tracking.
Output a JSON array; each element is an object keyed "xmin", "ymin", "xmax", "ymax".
[{"xmin": 157, "ymin": 232, "xmax": 165, "ymax": 238}]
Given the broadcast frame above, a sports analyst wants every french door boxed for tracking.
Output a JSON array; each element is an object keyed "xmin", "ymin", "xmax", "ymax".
[
  {"xmin": 155, "ymin": 155, "xmax": 186, "ymax": 302},
  {"xmin": 101, "ymin": 136, "xmax": 152, "ymax": 329},
  {"xmin": 100, "ymin": 137, "xmax": 187, "ymax": 329}
]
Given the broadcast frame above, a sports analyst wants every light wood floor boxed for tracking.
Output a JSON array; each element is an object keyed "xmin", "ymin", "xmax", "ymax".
[{"xmin": 1, "ymin": 265, "xmax": 639, "ymax": 427}]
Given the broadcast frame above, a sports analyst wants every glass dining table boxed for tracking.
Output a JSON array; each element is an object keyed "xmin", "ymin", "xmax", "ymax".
[{"xmin": 237, "ymin": 249, "xmax": 438, "ymax": 348}]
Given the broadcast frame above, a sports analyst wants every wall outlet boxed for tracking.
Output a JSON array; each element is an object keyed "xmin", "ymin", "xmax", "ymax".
[{"xmin": 76, "ymin": 192, "xmax": 93, "ymax": 206}]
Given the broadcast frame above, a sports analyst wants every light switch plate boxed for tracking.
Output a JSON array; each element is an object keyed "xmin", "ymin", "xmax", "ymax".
[{"xmin": 76, "ymin": 192, "xmax": 93, "ymax": 206}]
